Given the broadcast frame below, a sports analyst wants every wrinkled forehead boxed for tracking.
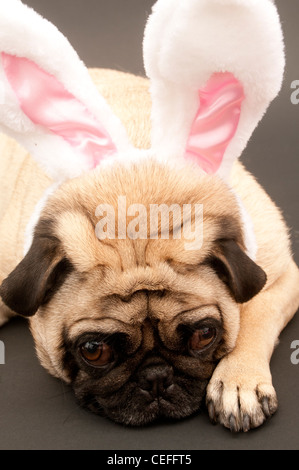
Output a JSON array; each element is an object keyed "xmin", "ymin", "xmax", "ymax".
[
  {"xmin": 42, "ymin": 160, "xmax": 244, "ymax": 273},
  {"xmin": 64, "ymin": 261, "xmax": 229, "ymax": 342},
  {"xmin": 52, "ymin": 205, "xmax": 240, "ymax": 274}
]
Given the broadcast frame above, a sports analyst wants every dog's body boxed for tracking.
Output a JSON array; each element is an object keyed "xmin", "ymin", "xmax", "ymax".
[{"xmin": 1, "ymin": 69, "xmax": 299, "ymax": 431}]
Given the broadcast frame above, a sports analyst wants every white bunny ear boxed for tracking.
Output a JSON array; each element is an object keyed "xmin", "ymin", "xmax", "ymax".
[
  {"xmin": 0, "ymin": 0, "xmax": 130, "ymax": 182},
  {"xmin": 143, "ymin": 0, "xmax": 285, "ymax": 181}
]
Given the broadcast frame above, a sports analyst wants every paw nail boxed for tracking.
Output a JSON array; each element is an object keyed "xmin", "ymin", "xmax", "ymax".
[
  {"xmin": 207, "ymin": 401, "xmax": 217, "ymax": 423},
  {"xmin": 261, "ymin": 397, "xmax": 271, "ymax": 417},
  {"xmin": 229, "ymin": 414, "xmax": 238, "ymax": 433},
  {"xmin": 242, "ymin": 414, "xmax": 251, "ymax": 432}
]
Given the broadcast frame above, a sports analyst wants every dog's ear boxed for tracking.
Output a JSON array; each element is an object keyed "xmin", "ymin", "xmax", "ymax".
[
  {"xmin": 210, "ymin": 239, "xmax": 267, "ymax": 304},
  {"xmin": 0, "ymin": 234, "xmax": 72, "ymax": 317}
]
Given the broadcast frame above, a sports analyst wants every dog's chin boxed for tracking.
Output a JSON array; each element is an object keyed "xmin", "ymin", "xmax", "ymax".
[{"xmin": 75, "ymin": 379, "xmax": 208, "ymax": 427}]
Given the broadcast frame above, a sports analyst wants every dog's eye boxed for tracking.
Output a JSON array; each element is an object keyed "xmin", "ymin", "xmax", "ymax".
[
  {"xmin": 189, "ymin": 327, "xmax": 216, "ymax": 351},
  {"xmin": 80, "ymin": 341, "xmax": 113, "ymax": 367}
]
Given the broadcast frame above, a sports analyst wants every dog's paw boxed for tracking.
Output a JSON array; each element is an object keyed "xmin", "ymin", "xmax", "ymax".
[{"xmin": 206, "ymin": 356, "xmax": 278, "ymax": 432}]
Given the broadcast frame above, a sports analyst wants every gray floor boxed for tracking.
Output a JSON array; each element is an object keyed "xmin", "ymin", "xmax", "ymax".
[{"xmin": 0, "ymin": 0, "xmax": 298, "ymax": 450}]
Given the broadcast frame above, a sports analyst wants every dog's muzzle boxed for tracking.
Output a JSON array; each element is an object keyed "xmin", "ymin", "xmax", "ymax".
[{"xmin": 137, "ymin": 358, "xmax": 174, "ymax": 400}]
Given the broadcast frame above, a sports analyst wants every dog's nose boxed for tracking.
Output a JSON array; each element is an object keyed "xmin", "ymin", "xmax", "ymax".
[{"xmin": 139, "ymin": 364, "xmax": 174, "ymax": 398}]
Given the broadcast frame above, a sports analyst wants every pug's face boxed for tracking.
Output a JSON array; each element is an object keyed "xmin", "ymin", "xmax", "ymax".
[{"xmin": 0, "ymin": 161, "xmax": 266, "ymax": 426}]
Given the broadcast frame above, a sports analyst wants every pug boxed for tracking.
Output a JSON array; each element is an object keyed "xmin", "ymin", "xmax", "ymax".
[{"xmin": 0, "ymin": 0, "xmax": 299, "ymax": 432}]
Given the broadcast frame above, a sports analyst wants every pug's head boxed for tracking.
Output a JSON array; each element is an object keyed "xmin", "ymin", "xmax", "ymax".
[{"xmin": 0, "ymin": 161, "xmax": 266, "ymax": 426}]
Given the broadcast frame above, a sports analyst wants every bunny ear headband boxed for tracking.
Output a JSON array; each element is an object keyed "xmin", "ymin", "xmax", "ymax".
[{"xmin": 0, "ymin": 0, "xmax": 285, "ymax": 258}]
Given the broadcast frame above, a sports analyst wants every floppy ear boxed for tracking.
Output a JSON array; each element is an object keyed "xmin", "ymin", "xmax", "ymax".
[
  {"xmin": 0, "ymin": 0, "xmax": 131, "ymax": 182},
  {"xmin": 210, "ymin": 239, "xmax": 267, "ymax": 304},
  {"xmin": 143, "ymin": 0, "xmax": 285, "ymax": 181},
  {"xmin": 0, "ymin": 231, "xmax": 72, "ymax": 317}
]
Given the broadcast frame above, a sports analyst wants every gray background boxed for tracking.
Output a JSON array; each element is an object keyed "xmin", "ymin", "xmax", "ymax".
[{"xmin": 0, "ymin": 0, "xmax": 298, "ymax": 450}]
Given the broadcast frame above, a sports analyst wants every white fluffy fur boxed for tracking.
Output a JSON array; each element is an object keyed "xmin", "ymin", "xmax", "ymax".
[
  {"xmin": 0, "ymin": 0, "xmax": 130, "ymax": 181},
  {"xmin": 143, "ymin": 0, "xmax": 285, "ymax": 181}
]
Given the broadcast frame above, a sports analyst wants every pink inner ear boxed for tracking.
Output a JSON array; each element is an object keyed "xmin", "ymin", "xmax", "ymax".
[
  {"xmin": 2, "ymin": 52, "xmax": 117, "ymax": 169},
  {"xmin": 185, "ymin": 72, "xmax": 244, "ymax": 174}
]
